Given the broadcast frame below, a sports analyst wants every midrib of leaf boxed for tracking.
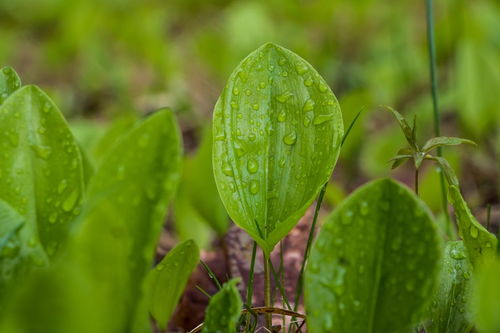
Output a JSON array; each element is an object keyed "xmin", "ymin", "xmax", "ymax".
[{"xmin": 367, "ymin": 189, "xmax": 389, "ymax": 333}]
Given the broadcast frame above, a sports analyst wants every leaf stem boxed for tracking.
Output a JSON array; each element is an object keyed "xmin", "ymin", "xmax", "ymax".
[
  {"xmin": 245, "ymin": 242, "xmax": 257, "ymax": 332},
  {"xmin": 200, "ymin": 260, "xmax": 222, "ymax": 290},
  {"xmin": 293, "ymin": 183, "xmax": 326, "ymax": 312},
  {"xmin": 426, "ymin": 0, "xmax": 452, "ymax": 237},
  {"xmin": 263, "ymin": 252, "xmax": 272, "ymax": 329}
]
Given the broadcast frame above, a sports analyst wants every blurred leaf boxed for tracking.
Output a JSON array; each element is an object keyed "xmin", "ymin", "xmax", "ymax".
[
  {"xmin": 213, "ymin": 43, "xmax": 343, "ymax": 256},
  {"xmin": 0, "ymin": 66, "xmax": 21, "ymax": 105},
  {"xmin": 201, "ymin": 278, "xmax": 243, "ymax": 333},
  {"xmin": 422, "ymin": 137, "xmax": 476, "ymax": 153},
  {"xmin": 426, "ymin": 241, "xmax": 473, "ymax": 333},
  {"xmin": 0, "ymin": 200, "xmax": 26, "ymax": 296},
  {"xmin": 91, "ymin": 115, "xmax": 137, "ymax": 164},
  {"xmin": 448, "ymin": 185, "xmax": 497, "ymax": 267},
  {"xmin": 183, "ymin": 128, "xmax": 228, "ymax": 235},
  {"xmin": 305, "ymin": 179, "xmax": 442, "ymax": 333},
  {"xmin": 149, "ymin": 240, "xmax": 199, "ymax": 330},
  {"xmin": 0, "ymin": 109, "xmax": 182, "ymax": 333},
  {"xmin": 472, "ymin": 257, "xmax": 500, "ymax": 333},
  {"xmin": 0, "ymin": 85, "xmax": 85, "ymax": 257},
  {"xmin": 174, "ymin": 185, "xmax": 213, "ymax": 249}
]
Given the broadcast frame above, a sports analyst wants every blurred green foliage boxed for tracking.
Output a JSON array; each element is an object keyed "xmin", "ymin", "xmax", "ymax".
[{"xmin": 1, "ymin": 0, "xmax": 498, "ymax": 213}]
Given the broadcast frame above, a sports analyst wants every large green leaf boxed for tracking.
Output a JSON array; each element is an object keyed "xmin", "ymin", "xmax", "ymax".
[
  {"xmin": 472, "ymin": 257, "xmax": 500, "ymax": 333},
  {"xmin": 304, "ymin": 178, "xmax": 442, "ymax": 333},
  {"xmin": 426, "ymin": 241, "xmax": 473, "ymax": 333},
  {"xmin": 148, "ymin": 240, "xmax": 199, "ymax": 330},
  {"xmin": 0, "ymin": 109, "xmax": 182, "ymax": 333},
  {"xmin": 0, "ymin": 85, "xmax": 85, "ymax": 258},
  {"xmin": 90, "ymin": 115, "xmax": 137, "ymax": 164},
  {"xmin": 202, "ymin": 278, "xmax": 243, "ymax": 333},
  {"xmin": 448, "ymin": 185, "xmax": 497, "ymax": 267},
  {"xmin": 213, "ymin": 43, "xmax": 343, "ymax": 255},
  {"xmin": 0, "ymin": 67, "xmax": 21, "ymax": 105}
]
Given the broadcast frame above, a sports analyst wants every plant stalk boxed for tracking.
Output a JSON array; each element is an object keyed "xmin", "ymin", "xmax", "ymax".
[
  {"xmin": 263, "ymin": 253, "xmax": 272, "ymax": 329},
  {"xmin": 425, "ymin": 0, "xmax": 452, "ymax": 237},
  {"xmin": 415, "ymin": 168, "xmax": 419, "ymax": 195},
  {"xmin": 245, "ymin": 242, "xmax": 257, "ymax": 332}
]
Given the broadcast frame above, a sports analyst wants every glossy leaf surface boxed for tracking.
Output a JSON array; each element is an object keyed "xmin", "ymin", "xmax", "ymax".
[
  {"xmin": 472, "ymin": 257, "xmax": 500, "ymax": 333},
  {"xmin": 202, "ymin": 278, "xmax": 242, "ymax": 333},
  {"xmin": 149, "ymin": 240, "xmax": 199, "ymax": 330},
  {"xmin": 304, "ymin": 178, "xmax": 442, "ymax": 333},
  {"xmin": 448, "ymin": 185, "xmax": 497, "ymax": 267},
  {"xmin": 213, "ymin": 43, "xmax": 343, "ymax": 255},
  {"xmin": 0, "ymin": 67, "xmax": 21, "ymax": 105},
  {"xmin": 426, "ymin": 241, "xmax": 473, "ymax": 333},
  {"xmin": 0, "ymin": 85, "xmax": 85, "ymax": 257}
]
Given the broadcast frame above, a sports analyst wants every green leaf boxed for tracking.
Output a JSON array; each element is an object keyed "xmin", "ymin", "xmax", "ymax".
[
  {"xmin": 448, "ymin": 185, "xmax": 497, "ymax": 267},
  {"xmin": 0, "ymin": 109, "xmax": 182, "ymax": 333},
  {"xmin": 0, "ymin": 200, "xmax": 27, "ymax": 296},
  {"xmin": 0, "ymin": 66, "xmax": 21, "ymax": 105},
  {"xmin": 422, "ymin": 136, "xmax": 476, "ymax": 153},
  {"xmin": 426, "ymin": 241, "xmax": 473, "ymax": 333},
  {"xmin": 304, "ymin": 178, "xmax": 442, "ymax": 333},
  {"xmin": 389, "ymin": 154, "xmax": 411, "ymax": 169},
  {"xmin": 90, "ymin": 115, "xmax": 137, "ymax": 164},
  {"xmin": 149, "ymin": 240, "xmax": 199, "ymax": 330},
  {"xmin": 428, "ymin": 156, "xmax": 459, "ymax": 187},
  {"xmin": 182, "ymin": 127, "xmax": 228, "ymax": 234},
  {"xmin": 472, "ymin": 257, "xmax": 500, "ymax": 333},
  {"xmin": 0, "ymin": 85, "xmax": 85, "ymax": 257},
  {"xmin": 202, "ymin": 278, "xmax": 243, "ymax": 333},
  {"xmin": 385, "ymin": 106, "xmax": 417, "ymax": 151},
  {"xmin": 213, "ymin": 43, "xmax": 343, "ymax": 256}
]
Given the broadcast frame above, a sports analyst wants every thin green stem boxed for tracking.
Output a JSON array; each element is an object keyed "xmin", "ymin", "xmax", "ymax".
[
  {"xmin": 263, "ymin": 252, "xmax": 272, "ymax": 329},
  {"xmin": 293, "ymin": 183, "xmax": 327, "ymax": 311},
  {"xmin": 280, "ymin": 241, "xmax": 286, "ymax": 332},
  {"xmin": 426, "ymin": 0, "xmax": 452, "ymax": 237},
  {"xmin": 245, "ymin": 242, "xmax": 257, "ymax": 332},
  {"xmin": 200, "ymin": 260, "xmax": 222, "ymax": 289}
]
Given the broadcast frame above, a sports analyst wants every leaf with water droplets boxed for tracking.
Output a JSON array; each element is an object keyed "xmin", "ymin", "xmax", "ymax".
[
  {"xmin": 426, "ymin": 241, "xmax": 473, "ymax": 333},
  {"xmin": 213, "ymin": 43, "xmax": 343, "ymax": 255},
  {"xmin": 0, "ymin": 109, "xmax": 183, "ymax": 333},
  {"xmin": 148, "ymin": 240, "xmax": 199, "ymax": 330},
  {"xmin": 0, "ymin": 85, "xmax": 85, "ymax": 258},
  {"xmin": 448, "ymin": 185, "xmax": 497, "ymax": 267},
  {"xmin": 304, "ymin": 178, "xmax": 442, "ymax": 333},
  {"xmin": 0, "ymin": 66, "xmax": 21, "ymax": 105},
  {"xmin": 202, "ymin": 278, "xmax": 243, "ymax": 333}
]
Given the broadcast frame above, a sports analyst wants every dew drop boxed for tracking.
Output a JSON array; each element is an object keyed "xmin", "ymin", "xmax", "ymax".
[
  {"xmin": 259, "ymin": 81, "xmax": 267, "ymax": 89},
  {"xmin": 247, "ymin": 159, "xmax": 258, "ymax": 174},
  {"xmin": 232, "ymin": 87, "xmax": 240, "ymax": 95},
  {"xmin": 304, "ymin": 76, "xmax": 313, "ymax": 87},
  {"xmin": 318, "ymin": 81, "xmax": 329, "ymax": 92},
  {"xmin": 277, "ymin": 110, "xmax": 286, "ymax": 122},
  {"xmin": 57, "ymin": 179, "xmax": 68, "ymax": 194},
  {"xmin": 283, "ymin": 131, "xmax": 297, "ymax": 146},
  {"xmin": 295, "ymin": 63, "xmax": 309, "ymax": 75},
  {"xmin": 303, "ymin": 99, "xmax": 315, "ymax": 112},
  {"xmin": 222, "ymin": 163, "xmax": 233, "ymax": 177},
  {"xmin": 30, "ymin": 144, "xmax": 52, "ymax": 160},
  {"xmin": 252, "ymin": 103, "xmax": 259, "ymax": 110},
  {"xmin": 249, "ymin": 180, "xmax": 259, "ymax": 195},
  {"xmin": 62, "ymin": 189, "xmax": 79, "ymax": 212},
  {"xmin": 313, "ymin": 113, "xmax": 335, "ymax": 125},
  {"xmin": 276, "ymin": 91, "xmax": 293, "ymax": 103}
]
